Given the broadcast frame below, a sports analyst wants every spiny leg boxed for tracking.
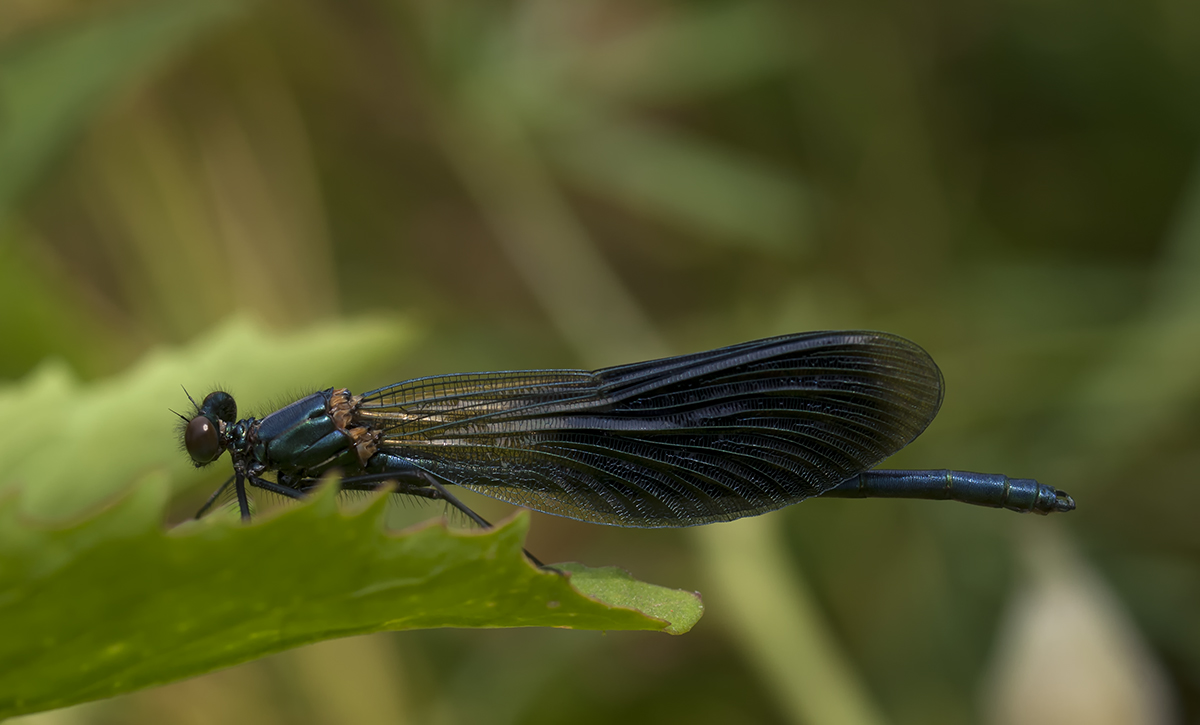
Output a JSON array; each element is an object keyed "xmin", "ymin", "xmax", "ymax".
[
  {"xmin": 234, "ymin": 475, "xmax": 251, "ymax": 522},
  {"xmin": 337, "ymin": 471, "xmax": 549, "ymax": 569},
  {"xmin": 195, "ymin": 474, "xmax": 235, "ymax": 519},
  {"xmin": 337, "ymin": 471, "xmax": 494, "ymax": 527},
  {"xmin": 248, "ymin": 476, "xmax": 309, "ymax": 501}
]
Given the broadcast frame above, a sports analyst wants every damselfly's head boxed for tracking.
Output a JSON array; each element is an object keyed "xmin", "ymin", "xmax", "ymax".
[{"xmin": 181, "ymin": 390, "xmax": 238, "ymax": 466}]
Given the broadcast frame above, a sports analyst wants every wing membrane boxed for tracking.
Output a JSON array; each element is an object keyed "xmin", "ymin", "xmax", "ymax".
[{"xmin": 354, "ymin": 331, "xmax": 944, "ymax": 527}]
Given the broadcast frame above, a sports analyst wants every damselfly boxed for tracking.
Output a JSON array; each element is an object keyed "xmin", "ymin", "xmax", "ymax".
[{"xmin": 181, "ymin": 331, "xmax": 1074, "ymax": 537}]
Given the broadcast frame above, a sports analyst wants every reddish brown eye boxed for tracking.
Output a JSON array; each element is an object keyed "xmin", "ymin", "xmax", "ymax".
[{"xmin": 185, "ymin": 416, "xmax": 221, "ymax": 464}]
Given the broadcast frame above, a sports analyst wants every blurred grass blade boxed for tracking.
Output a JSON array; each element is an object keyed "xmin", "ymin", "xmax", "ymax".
[
  {"xmin": 283, "ymin": 636, "xmax": 411, "ymax": 724},
  {"xmin": 694, "ymin": 518, "xmax": 889, "ymax": 725},
  {"xmin": 431, "ymin": 90, "xmax": 668, "ymax": 365},
  {"xmin": 0, "ymin": 0, "xmax": 243, "ymax": 222},
  {"xmin": 579, "ymin": 2, "xmax": 796, "ymax": 102},
  {"xmin": 0, "ymin": 226, "xmax": 116, "ymax": 380},
  {"xmin": 982, "ymin": 530, "xmax": 1175, "ymax": 725},
  {"xmin": 1059, "ymin": 148, "xmax": 1200, "ymax": 482},
  {"xmin": 0, "ymin": 482, "xmax": 701, "ymax": 719},
  {"xmin": 547, "ymin": 117, "xmax": 810, "ymax": 253},
  {"xmin": 415, "ymin": 1, "xmax": 808, "ymax": 255}
]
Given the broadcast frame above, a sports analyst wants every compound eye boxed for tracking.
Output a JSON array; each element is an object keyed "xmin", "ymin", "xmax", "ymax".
[{"xmin": 185, "ymin": 416, "xmax": 221, "ymax": 464}]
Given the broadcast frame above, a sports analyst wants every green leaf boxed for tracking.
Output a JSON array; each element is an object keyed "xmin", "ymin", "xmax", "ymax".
[
  {"xmin": 0, "ymin": 478, "xmax": 701, "ymax": 718},
  {"xmin": 0, "ymin": 0, "xmax": 244, "ymax": 221},
  {"xmin": 555, "ymin": 563, "xmax": 702, "ymax": 636},
  {"xmin": 0, "ymin": 316, "xmax": 703, "ymax": 718},
  {"xmin": 0, "ymin": 315, "xmax": 415, "ymax": 521}
]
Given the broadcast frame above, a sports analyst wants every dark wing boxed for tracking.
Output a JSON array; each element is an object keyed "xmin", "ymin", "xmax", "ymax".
[{"xmin": 354, "ymin": 331, "xmax": 944, "ymax": 527}]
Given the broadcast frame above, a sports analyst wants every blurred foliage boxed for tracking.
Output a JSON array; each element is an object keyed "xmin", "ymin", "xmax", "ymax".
[{"xmin": 2, "ymin": 0, "xmax": 1199, "ymax": 723}]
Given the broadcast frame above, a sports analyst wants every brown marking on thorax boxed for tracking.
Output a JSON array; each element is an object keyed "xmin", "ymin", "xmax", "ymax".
[{"xmin": 330, "ymin": 388, "xmax": 379, "ymax": 466}]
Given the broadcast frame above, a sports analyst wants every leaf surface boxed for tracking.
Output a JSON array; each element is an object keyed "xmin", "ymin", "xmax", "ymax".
[{"xmin": 0, "ymin": 317, "xmax": 703, "ymax": 718}]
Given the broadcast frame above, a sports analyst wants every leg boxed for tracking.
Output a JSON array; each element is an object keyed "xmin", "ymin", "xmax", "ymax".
[
  {"xmin": 338, "ymin": 468, "xmax": 549, "ymax": 568},
  {"xmin": 195, "ymin": 474, "xmax": 235, "ymax": 519},
  {"xmin": 247, "ymin": 476, "xmax": 309, "ymax": 501},
  {"xmin": 234, "ymin": 475, "xmax": 251, "ymax": 522},
  {"xmin": 339, "ymin": 469, "xmax": 493, "ymax": 528}
]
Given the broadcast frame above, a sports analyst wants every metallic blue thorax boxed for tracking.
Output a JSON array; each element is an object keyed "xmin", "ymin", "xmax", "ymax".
[{"xmin": 251, "ymin": 390, "xmax": 362, "ymax": 478}]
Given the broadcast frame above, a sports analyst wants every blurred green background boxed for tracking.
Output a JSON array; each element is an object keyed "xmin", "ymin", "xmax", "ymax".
[{"xmin": 3, "ymin": 0, "xmax": 1198, "ymax": 723}]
